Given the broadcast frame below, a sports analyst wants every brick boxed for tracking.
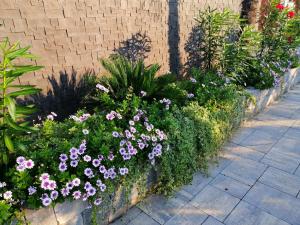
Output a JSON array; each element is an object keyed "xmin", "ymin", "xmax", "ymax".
[
  {"xmin": 45, "ymin": 9, "xmax": 64, "ymax": 18},
  {"xmin": 0, "ymin": 9, "xmax": 21, "ymax": 18}
]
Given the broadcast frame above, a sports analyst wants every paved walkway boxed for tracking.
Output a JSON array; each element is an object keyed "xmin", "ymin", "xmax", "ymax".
[{"xmin": 112, "ymin": 84, "xmax": 300, "ymax": 225}]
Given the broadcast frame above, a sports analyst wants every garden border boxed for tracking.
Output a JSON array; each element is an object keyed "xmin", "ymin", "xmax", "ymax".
[{"xmin": 23, "ymin": 68, "xmax": 300, "ymax": 225}]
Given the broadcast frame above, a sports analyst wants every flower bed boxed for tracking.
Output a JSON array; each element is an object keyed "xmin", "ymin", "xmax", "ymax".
[
  {"xmin": 0, "ymin": 1, "xmax": 299, "ymax": 224},
  {"xmin": 16, "ymin": 67, "xmax": 299, "ymax": 225}
]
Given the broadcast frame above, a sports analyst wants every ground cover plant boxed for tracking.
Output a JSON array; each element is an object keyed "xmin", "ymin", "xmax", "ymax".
[{"xmin": 0, "ymin": 1, "xmax": 299, "ymax": 224}]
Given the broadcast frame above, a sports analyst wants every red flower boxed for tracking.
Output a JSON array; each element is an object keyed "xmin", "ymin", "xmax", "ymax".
[
  {"xmin": 276, "ymin": 3, "xmax": 285, "ymax": 11},
  {"xmin": 288, "ymin": 11, "xmax": 296, "ymax": 18},
  {"xmin": 288, "ymin": 36, "xmax": 293, "ymax": 44}
]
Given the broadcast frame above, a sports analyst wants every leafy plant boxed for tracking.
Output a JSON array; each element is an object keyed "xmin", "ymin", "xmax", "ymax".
[
  {"xmin": 192, "ymin": 8, "xmax": 241, "ymax": 72},
  {"xmin": 99, "ymin": 56, "xmax": 176, "ymax": 100},
  {"xmin": 0, "ymin": 39, "xmax": 42, "ymax": 164}
]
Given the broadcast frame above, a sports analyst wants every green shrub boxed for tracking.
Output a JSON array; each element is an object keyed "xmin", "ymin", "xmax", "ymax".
[
  {"xmin": 99, "ymin": 56, "xmax": 176, "ymax": 100},
  {"xmin": 0, "ymin": 39, "xmax": 42, "ymax": 165}
]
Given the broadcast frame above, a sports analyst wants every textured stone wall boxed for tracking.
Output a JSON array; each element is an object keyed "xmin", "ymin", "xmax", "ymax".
[{"xmin": 0, "ymin": 0, "xmax": 243, "ymax": 91}]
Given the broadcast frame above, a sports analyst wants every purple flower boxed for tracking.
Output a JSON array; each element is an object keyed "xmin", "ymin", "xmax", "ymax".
[
  {"xmin": 61, "ymin": 188, "xmax": 70, "ymax": 197},
  {"xmin": 94, "ymin": 198, "xmax": 102, "ymax": 206},
  {"xmin": 120, "ymin": 140, "xmax": 126, "ymax": 146},
  {"xmin": 112, "ymin": 131, "xmax": 119, "ymax": 138},
  {"xmin": 41, "ymin": 180, "xmax": 50, "ymax": 190},
  {"xmin": 129, "ymin": 120, "xmax": 135, "ymax": 126},
  {"xmin": 106, "ymin": 113, "xmax": 115, "ymax": 120},
  {"xmin": 72, "ymin": 191, "xmax": 81, "ymax": 200},
  {"xmin": 16, "ymin": 156, "xmax": 25, "ymax": 165},
  {"xmin": 84, "ymin": 182, "xmax": 92, "ymax": 190},
  {"xmin": 98, "ymin": 154, "xmax": 104, "ymax": 161},
  {"xmin": 130, "ymin": 127, "xmax": 136, "ymax": 133},
  {"xmin": 70, "ymin": 147, "xmax": 78, "ymax": 155},
  {"xmin": 108, "ymin": 152, "xmax": 114, "ymax": 161},
  {"xmin": 133, "ymin": 115, "xmax": 140, "ymax": 121},
  {"xmin": 24, "ymin": 160, "xmax": 34, "ymax": 169},
  {"xmin": 84, "ymin": 168, "xmax": 94, "ymax": 178},
  {"xmin": 96, "ymin": 180, "xmax": 103, "ymax": 187},
  {"xmin": 87, "ymin": 187, "xmax": 96, "ymax": 196},
  {"xmin": 83, "ymin": 155, "xmax": 92, "ymax": 162},
  {"xmin": 66, "ymin": 182, "xmax": 74, "ymax": 190},
  {"xmin": 99, "ymin": 165, "xmax": 106, "ymax": 173},
  {"xmin": 28, "ymin": 186, "xmax": 37, "ymax": 195},
  {"xmin": 119, "ymin": 148, "xmax": 126, "ymax": 155},
  {"xmin": 50, "ymin": 191, "xmax": 58, "ymax": 200},
  {"xmin": 104, "ymin": 172, "xmax": 109, "ymax": 179},
  {"xmin": 129, "ymin": 148, "xmax": 137, "ymax": 156},
  {"xmin": 138, "ymin": 142, "xmax": 145, "ymax": 150},
  {"xmin": 39, "ymin": 173, "xmax": 50, "ymax": 181},
  {"xmin": 70, "ymin": 160, "xmax": 78, "ymax": 167},
  {"xmin": 100, "ymin": 184, "xmax": 106, "ymax": 192},
  {"xmin": 78, "ymin": 141, "xmax": 86, "ymax": 155},
  {"xmin": 82, "ymin": 193, "xmax": 88, "ymax": 201},
  {"xmin": 59, "ymin": 162, "xmax": 67, "ymax": 172},
  {"xmin": 59, "ymin": 154, "xmax": 68, "ymax": 162},
  {"xmin": 119, "ymin": 167, "xmax": 128, "ymax": 176},
  {"xmin": 70, "ymin": 153, "xmax": 78, "ymax": 160},
  {"xmin": 148, "ymin": 152, "xmax": 154, "ymax": 160},
  {"xmin": 92, "ymin": 159, "xmax": 100, "ymax": 167},
  {"xmin": 79, "ymin": 114, "xmax": 91, "ymax": 122},
  {"xmin": 42, "ymin": 197, "xmax": 52, "ymax": 206},
  {"xmin": 48, "ymin": 181, "xmax": 57, "ymax": 190},
  {"xmin": 72, "ymin": 178, "xmax": 81, "ymax": 187},
  {"xmin": 16, "ymin": 164, "xmax": 25, "ymax": 172}
]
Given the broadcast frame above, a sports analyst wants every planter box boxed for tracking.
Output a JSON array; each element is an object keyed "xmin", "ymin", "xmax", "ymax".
[
  {"xmin": 245, "ymin": 68, "xmax": 300, "ymax": 119},
  {"xmin": 23, "ymin": 68, "xmax": 300, "ymax": 225}
]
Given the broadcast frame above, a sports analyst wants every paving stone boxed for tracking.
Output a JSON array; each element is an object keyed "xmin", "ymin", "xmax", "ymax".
[
  {"xmin": 190, "ymin": 185, "xmax": 240, "ymax": 221},
  {"xmin": 115, "ymin": 207, "xmax": 142, "ymax": 224},
  {"xmin": 127, "ymin": 212, "xmax": 160, "ymax": 225},
  {"xmin": 223, "ymin": 143, "xmax": 265, "ymax": 161},
  {"xmin": 283, "ymin": 127, "xmax": 300, "ymax": 140},
  {"xmin": 181, "ymin": 172, "xmax": 213, "ymax": 196},
  {"xmin": 264, "ymin": 105, "xmax": 296, "ymax": 119},
  {"xmin": 261, "ymin": 149, "xmax": 300, "ymax": 173},
  {"xmin": 259, "ymin": 167, "xmax": 300, "ymax": 196},
  {"xmin": 208, "ymin": 155, "xmax": 233, "ymax": 178},
  {"xmin": 294, "ymin": 165, "xmax": 300, "ymax": 177},
  {"xmin": 239, "ymin": 130, "xmax": 277, "ymax": 153},
  {"xmin": 210, "ymin": 174, "xmax": 251, "ymax": 199},
  {"xmin": 137, "ymin": 194, "xmax": 187, "ymax": 224},
  {"xmin": 109, "ymin": 219, "xmax": 126, "ymax": 225},
  {"xmin": 270, "ymin": 137, "xmax": 300, "ymax": 161},
  {"xmin": 221, "ymin": 158, "xmax": 267, "ymax": 186},
  {"xmin": 230, "ymin": 128, "xmax": 255, "ymax": 145},
  {"xmin": 225, "ymin": 201, "xmax": 290, "ymax": 225},
  {"xmin": 244, "ymin": 182, "xmax": 300, "ymax": 225},
  {"xmin": 165, "ymin": 203, "xmax": 208, "ymax": 225},
  {"xmin": 54, "ymin": 200, "xmax": 88, "ymax": 224},
  {"xmin": 203, "ymin": 216, "xmax": 224, "ymax": 225}
]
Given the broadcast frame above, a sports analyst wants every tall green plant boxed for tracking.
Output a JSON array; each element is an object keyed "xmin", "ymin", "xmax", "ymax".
[
  {"xmin": 0, "ymin": 39, "xmax": 42, "ymax": 164},
  {"xmin": 194, "ymin": 8, "xmax": 241, "ymax": 71}
]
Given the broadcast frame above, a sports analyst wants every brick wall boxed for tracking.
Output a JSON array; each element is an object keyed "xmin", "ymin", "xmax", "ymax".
[{"xmin": 0, "ymin": 0, "xmax": 243, "ymax": 91}]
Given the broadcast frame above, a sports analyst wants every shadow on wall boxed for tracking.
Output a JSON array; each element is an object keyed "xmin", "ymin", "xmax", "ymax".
[
  {"xmin": 184, "ymin": 24, "xmax": 204, "ymax": 73},
  {"xmin": 21, "ymin": 70, "xmax": 97, "ymax": 121},
  {"xmin": 113, "ymin": 32, "xmax": 152, "ymax": 62},
  {"xmin": 168, "ymin": 0, "xmax": 180, "ymax": 75},
  {"xmin": 241, "ymin": 0, "xmax": 255, "ymax": 24}
]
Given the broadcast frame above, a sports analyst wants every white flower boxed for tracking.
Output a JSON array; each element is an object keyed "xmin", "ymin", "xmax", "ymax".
[
  {"xmin": 3, "ymin": 191, "xmax": 12, "ymax": 200},
  {"xmin": 47, "ymin": 115, "xmax": 54, "ymax": 120},
  {"xmin": 82, "ymin": 129, "xmax": 89, "ymax": 135}
]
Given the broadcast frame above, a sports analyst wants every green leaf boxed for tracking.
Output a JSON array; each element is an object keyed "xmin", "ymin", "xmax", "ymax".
[
  {"xmin": 7, "ymin": 87, "xmax": 41, "ymax": 97},
  {"xmin": 7, "ymin": 65, "xmax": 43, "ymax": 78},
  {"xmin": 6, "ymin": 46, "xmax": 30, "ymax": 61},
  {"xmin": 5, "ymin": 96, "xmax": 16, "ymax": 121},
  {"xmin": 15, "ymin": 105, "xmax": 36, "ymax": 115},
  {"xmin": 4, "ymin": 134, "xmax": 14, "ymax": 152},
  {"xmin": 5, "ymin": 116, "xmax": 31, "ymax": 132}
]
